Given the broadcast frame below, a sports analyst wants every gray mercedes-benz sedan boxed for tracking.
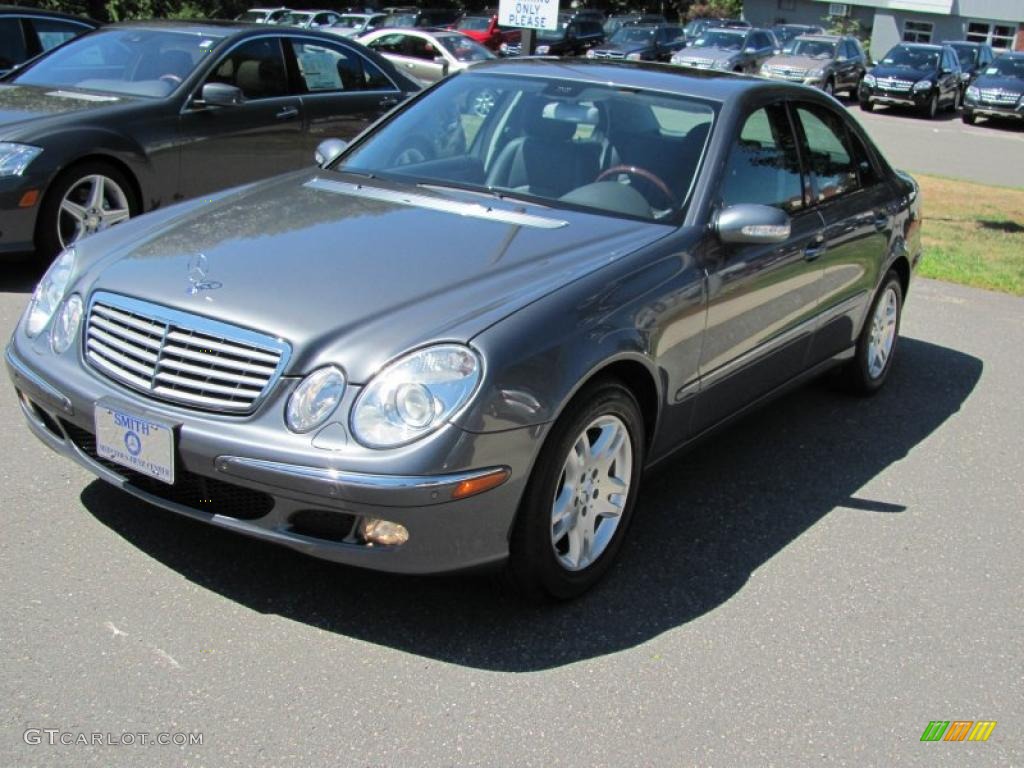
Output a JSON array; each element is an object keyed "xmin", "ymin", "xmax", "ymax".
[{"xmin": 7, "ymin": 60, "xmax": 922, "ymax": 600}]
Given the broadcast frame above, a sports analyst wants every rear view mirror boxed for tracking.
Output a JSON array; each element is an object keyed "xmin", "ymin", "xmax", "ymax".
[
  {"xmin": 314, "ymin": 138, "xmax": 348, "ymax": 168},
  {"xmin": 200, "ymin": 82, "xmax": 244, "ymax": 107},
  {"xmin": 715, "ymin": 204, "xmax": 792, "ymax": 244}
]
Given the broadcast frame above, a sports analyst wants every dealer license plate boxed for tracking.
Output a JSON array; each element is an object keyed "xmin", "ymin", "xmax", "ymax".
[{"xmin": 94, "ymin": 405, "xmax": 175, "ymax": 484}]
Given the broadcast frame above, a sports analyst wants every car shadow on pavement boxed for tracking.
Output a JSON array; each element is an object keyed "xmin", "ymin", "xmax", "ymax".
[
  {"xmin": 80, "ymin": 336, "xmax": 982, "ymax": 672},
  {"xmin": 0, "ymin": 259, "xmax": 45, "ymax": 294}
]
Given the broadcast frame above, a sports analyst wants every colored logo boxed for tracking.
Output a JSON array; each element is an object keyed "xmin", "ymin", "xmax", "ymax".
[
  {"xmin": 123, "ymin": 430, "xmax": 142, "ymax": 457},
  {"xmin": 921, "ymin": 721, "xmax": 997, "ymax": 742}
]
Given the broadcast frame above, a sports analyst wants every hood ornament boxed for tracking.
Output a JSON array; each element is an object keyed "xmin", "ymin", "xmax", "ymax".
[{"xmin": 187, "ymin": 253, "xmax": 222, "ymax": 295}]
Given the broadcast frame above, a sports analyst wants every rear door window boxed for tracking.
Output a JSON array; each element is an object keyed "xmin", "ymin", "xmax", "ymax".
[
  {"xmin": 793, "ymin": 104, "xmax": 860, "ymax": 202},
  {"xmin": 0, "ymin": 18, "xmax": 28, "ymax": 69},
  {"xmin": 292, "ymin": 39, "xmax": 395, "ymax": 92}
]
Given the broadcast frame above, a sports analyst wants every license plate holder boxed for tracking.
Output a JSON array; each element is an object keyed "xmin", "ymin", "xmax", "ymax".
[{"xmin": 94, "ymin": 404, "xmax": 175, "ymax": 485}]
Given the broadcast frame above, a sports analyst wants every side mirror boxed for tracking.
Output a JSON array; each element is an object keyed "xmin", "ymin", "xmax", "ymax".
[
  {"xmin": 314, "ymin": 138, "xmax": 348, "ymax": 168},
  {"xmin": 433, "ymin": 55, "xmax": 450, "ymax": 75},
  {"xmin": 715, "ymin": 204, "xmax": 792, "ymax": 244},
  {"xmin": 199, "ymin": 82, "xmax": 244, "ymax": 107},
  {"xmin": 744, "ymin": 46, "xmax": 757, "ymax": 53}
]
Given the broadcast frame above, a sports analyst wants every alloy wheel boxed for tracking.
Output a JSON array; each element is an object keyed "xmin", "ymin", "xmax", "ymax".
[
  {"xmin": 58, "ymin": 174, "xmax": 131, "ymax": 249},
  {"xmin": 867, "ymin": 286, "xmax": 899, "ymax": 379},
  {"xmin": 550, "ymin": 414, "xmax": 633, "ymax": 571}
]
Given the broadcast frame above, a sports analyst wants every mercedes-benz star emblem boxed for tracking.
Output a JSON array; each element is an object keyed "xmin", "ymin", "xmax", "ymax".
[{"xmin": 187, "ymin": 253, "xmax": 222, "ymax": 295}]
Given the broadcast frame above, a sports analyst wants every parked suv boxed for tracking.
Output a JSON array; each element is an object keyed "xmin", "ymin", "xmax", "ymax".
[
  {"xmin": 586, "ymin": 23, "xmax": 685, "ymax": 62},
  {"xmin": 0, "ymin": 6, "xmax": 98, "ymax": 74},
  {"xmin": 859, "ymin": 42, "xmax": 963, "ymax": 118},
  {"xmin": 962, "ymin": 51, "xmax": 1024, "ymax": 125},
  {"xmin": 671, "ymin": 27, "xmax": 778, "ymax": 74},
  {"xmin": 504, "ymin": 14, "xmax": 605, "ymax": 56},
  {"xmin": 943, "ymin": 40, "xmax": 996, "ymax": 83},
  {"xmin": 760, "ymin": 34, "xmax": 867, "ymax": 97}
]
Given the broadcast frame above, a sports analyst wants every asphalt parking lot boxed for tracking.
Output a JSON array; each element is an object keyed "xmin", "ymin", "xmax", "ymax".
[
  {"xmin": 1, "ymin": 256, "xmax": 1021, "ymax": 767},
  {"xmin": 839, "ymin": 97, "xmax": 1024, "ymax": 188}
]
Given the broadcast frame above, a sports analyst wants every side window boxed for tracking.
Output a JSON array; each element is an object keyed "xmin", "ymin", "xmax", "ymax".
[
  {"xmin": 0, "ymin": 18, "xmax": 27, "ymax": 69},
  {"xmin": 404, "ymin": 36, "xmax": 437, "ymax": 61},
  {"xmin": 292, "ymin": 40, "xmax": 395, "ymax": 92},
  {"xmin": 31, "ymin": 18, "xmax": 88, "ymax": 52},
  {"xmin": 207, "ymin": 38, "xmax": 288, "ymax": 100},
  {"xmin": 368, "ymin": 34, "xmax": 406, "ymax": 55},
  {"xmin": 794, "ymin": 104, "xmax": 860, "ymax": 201},
  {"xmin": 720, "ymin": 105, "xmax": 804, "ymax": 213}
]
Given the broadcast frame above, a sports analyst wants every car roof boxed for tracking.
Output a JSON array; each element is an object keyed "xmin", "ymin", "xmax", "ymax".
[
  {"xmin": 796, "ymin": 34, "xmax": 842, "ymax": 42},
  {"xmin": 896, "ymin": 42, "xmax": 943, "ymax": 50},
  {"xmin": 464, "ymin": 57, "xmax": 802, "ymax": 101}
]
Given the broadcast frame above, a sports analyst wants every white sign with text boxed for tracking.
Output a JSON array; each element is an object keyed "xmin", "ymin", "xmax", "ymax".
[{"xmin": 498, "ymin": 0, "xmax": 560, "ymax": 31}]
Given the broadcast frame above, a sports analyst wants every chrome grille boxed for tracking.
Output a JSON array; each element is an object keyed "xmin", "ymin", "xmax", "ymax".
[
  {"xmin": 591, "ymin": 50, "xmax": 625, "ymax": 59},
  {"xmin": 678, "ymin": 57, "xmax": 713, "ymax": 68},
  {"xmin": 84, "ymin": 293, "xmax": 289, "ymax": 414},
  {"xmin": 978, "ymin": 88, "xmax": 1019, "ymax": 105},
  {"xmin": 875, "ymin": 77, "xmax": 913, "ymax": 92}
]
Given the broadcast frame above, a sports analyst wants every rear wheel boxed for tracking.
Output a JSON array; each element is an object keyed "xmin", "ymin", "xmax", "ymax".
[
  {"xmin": 37, "ymin": 161, "xmax": 138, "ymax": 260},
  {"xmin": 505, "ymin": 379, "xmax": 644, "ymax": 601},
  {"xmin": 838, "ymin": 269, "xmax": 903, "ymax": 395}
]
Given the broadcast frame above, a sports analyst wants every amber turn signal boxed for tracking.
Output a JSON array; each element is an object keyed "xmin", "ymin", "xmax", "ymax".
[{"xmin": 451, "ymin": 468, "xmax": 511, "ymax": 500}]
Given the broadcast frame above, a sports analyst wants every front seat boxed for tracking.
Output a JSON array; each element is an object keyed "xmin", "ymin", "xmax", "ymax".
[{"xmin": 485, "ymin": 98, "xmax": 600, "ymax": 198}]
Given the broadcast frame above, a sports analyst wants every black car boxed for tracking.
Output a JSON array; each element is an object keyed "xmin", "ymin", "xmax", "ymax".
[
  {"xmin": 859, "ymin": 43, "xmax": 962, "ymax": 119},
  {"xmin": 602, "ymin": 13, "xmax": 667, "ymax": 38},
  {"xmin": 507, "ymin": 15, "xmax": 605, "ymax": 57},
  {"xmin": 771, "ymin": 23, "xmax": 825, "ymax": 53},
  {"xmin": 0, "ymin": 5, "xmax": 98, "ymax": 75},
  {"xmin": 943, "ymin": 39, "xmax": 996, "ymax": 82},
  {"xmin": 587, "ymin": 23, "xmax": 685, "ymax": 62},
  {"xmin": 0, "ymin": 20, "xmax": 419, "ymax": 259},
  {"xmin": 962, "ymin": 51, "xmax": 1024, "ymax": 125}
]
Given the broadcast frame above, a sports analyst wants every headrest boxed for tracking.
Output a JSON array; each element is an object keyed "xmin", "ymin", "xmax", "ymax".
[
  {"xmin": 524, "ymin": 98, "xmax": 578, "ymax": 141},
  {"xmin": 607, "ymin": 98, "xmax": 659, "ymax": 134},
  {"xmin": 236, "ymin": 60, "xmax": 262, "ymax": 94}
]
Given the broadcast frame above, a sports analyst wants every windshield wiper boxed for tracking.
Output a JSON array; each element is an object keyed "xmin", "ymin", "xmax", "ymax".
[{"xmin": 416, "ymin": 180, "xmax": 552, "ymax": 209}]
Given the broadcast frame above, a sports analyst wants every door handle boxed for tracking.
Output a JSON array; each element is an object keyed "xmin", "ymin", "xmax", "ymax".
[
  {"xmin": 276, "ymin": 106, "xmax": 299, "ymax": 120},
  {"xmin": 378, "ymin": 96, "xmax": 399, "ymax": 108}
]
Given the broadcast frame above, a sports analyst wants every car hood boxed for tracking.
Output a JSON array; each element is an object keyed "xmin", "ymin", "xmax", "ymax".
[
  {"xmin": 972, "ymin": 75, "xmax": 1024, "ymax": 95},
  {"xmin": 681, "ymin": 46, "xmax": 740, "ymax": 62},
  {"xmin": 868, "ymin": 64, "xmax": 936, "ymax": 82},
  {"xmin": 75, "ymin": 171, "xmax": 672, "ymax": 382},
  {"xmin": 593, "ymin": 41, "xmax": 653, "ymax": 54},
  {"xmin": 764, "ymin": 53, "xmax": 832, "ymax": 69},
  {"xmin": 0, "ymin": 84, "xmax": 137, "ymax": 132}
]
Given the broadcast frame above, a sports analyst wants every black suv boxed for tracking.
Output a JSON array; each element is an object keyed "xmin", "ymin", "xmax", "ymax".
[
  {"xmin": 506, "ymin": 14, "xmax": 604, "ymax": 56},
  {"xmin": 859, "ymin": 43, "xmax": 963, "ymax": 119},
  {"xmin": 0, "ymin": 6, "xmax": 98, "ymax": 74},
  {"xmin": 587, "ymin": 23, "xmax": 685, "ymax": 62},
  {"xmin": 962, "ymin": 51, "xmax": 1024, "ymax": 126}
]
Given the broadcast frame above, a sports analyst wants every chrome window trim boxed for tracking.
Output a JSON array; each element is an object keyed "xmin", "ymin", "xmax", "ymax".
[{"xmin": 83, "ymin": 291, "xmax": 291, "ymax": 415}]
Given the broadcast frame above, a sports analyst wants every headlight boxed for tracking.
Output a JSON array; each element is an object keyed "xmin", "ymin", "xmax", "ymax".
[
  {"xmin": 25, "ymin": 247, "xmax": 76, "ymax": 337},
  {"xmin": 759, "ymin": 64, "xmax": 770, "ymax": 75},
  {"xmin": 286, "ymin": 366, "xmax": 346, "ymax": 433},
  {"xmin": 808, "ymin": 67, "xmax": 825, "ymax": 78},
  {"xmin": 913, "ymin": 79, "xmax": 932, "ymax": 91},
  {"xmin": 863, "ymin": 74, "xmax": 876, "ymax": 86},
  {"xmin": 966, "ymin": 85, "xmax": 980, "ymax": 100},
  {"xmin": 351, "ymin": 344, "xmax": 481, "ymax": 448},
  {"xmin": 585, "ymin": 49, "xmax": 596, "ymax": 58},
  {"xmin": 535, "ymin": 45, "xmax": 549, "ymax": 55},
  {"xmin": 714, "ymin": 59, "xmax": 733, "ymax": 70},
  {"xmin": 499, "ymin": 42, "xmax": 508, "ymax": 53},
  {"xmin": 0, "ymin": 142, "xmax": 42, "ymax": 177},
  {"xmin": 50, "ymin": 294, "xmax": 84, "ymax": 354},
  {"xmin": 626, "ymin": 52, "xmax": 643, "ymax": 61}
]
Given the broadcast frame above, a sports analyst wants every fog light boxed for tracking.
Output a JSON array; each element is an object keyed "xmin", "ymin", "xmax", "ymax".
[{"xmin": 359, "ymin": 517, "xmax": 409, "ymax": 547}]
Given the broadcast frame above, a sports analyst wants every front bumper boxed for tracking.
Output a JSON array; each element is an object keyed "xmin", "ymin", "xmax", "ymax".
[
  {"xmin": 0, "ymin": 172, "xmax": 46, "ymax": 256},
  {"xmin": 6, "ymin": 335, "xmax": 545, "ymax": 574},
  {"xmin": 761, "ymin": 71, "xmax": 823, "ymax": 87},
  {"xmin": 963, "ymin": 98, "xmax": 1024, "ymax": 120},
  {"xmin": 859, "ymin": 85, "xmax": 932, "ymax": 108}
]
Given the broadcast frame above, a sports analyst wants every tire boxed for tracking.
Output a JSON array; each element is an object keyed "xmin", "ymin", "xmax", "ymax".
[
  {"xmin": 923, "ymin": 92, "xmax": 938, "ymax": 119},
  {"xmin": 953, "ymin": 88, "xmax": 962, "ymax": 112},
  {"xmin": 505, "ymin": 379, "xmax": 645, "ymax": 601},
  {"xmin": 467, "ymin": 87, "xmax": 497, "ymax": 117},
  {"xmin": 823, "ymin": 78, "xmax": 835, "ymax": 96},
  {"xmin": 962, "ymin": 110, "xmax": 976, "ymax": 125},
  {"xmin": 36, "ymin": 160, "xmax": 139, "ymax": 260},
  {"xmin": 860, "ymin": 100, "xmax": 874, "ymax": 112},
  {"xmin": 838, "ymin": 270, "xmax": 903, "ymax": 396}
]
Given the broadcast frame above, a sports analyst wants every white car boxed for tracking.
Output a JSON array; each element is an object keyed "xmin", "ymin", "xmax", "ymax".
[
  {"xmin": 235, "ymin": 7, "xmax": 292, "ymax": 24},
  {"xmin": 325, "ymin": 13, "xmax": 387, "ymax": 39},
  {"xmin": 359, "ymin": 28, "xmax": 495, "ymax": 84},
  {"xmin": 278, "ymin": 9, "xmax": 344, "ymax": 29}
]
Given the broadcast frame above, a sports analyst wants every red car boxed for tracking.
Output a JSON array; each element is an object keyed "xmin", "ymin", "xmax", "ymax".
[{"xmin": 451, "ymin": 13, "xmax": 519, "ymax": 52}]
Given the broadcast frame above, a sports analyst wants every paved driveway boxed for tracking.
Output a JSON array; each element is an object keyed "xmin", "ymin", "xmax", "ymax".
[
  {"xmin": 1, "ymin": 266, "xmax": 1020, "ymax": 767},
  {"xmin": 842, "ymin": 97, "xmax": 1024, "ymax": 188}
]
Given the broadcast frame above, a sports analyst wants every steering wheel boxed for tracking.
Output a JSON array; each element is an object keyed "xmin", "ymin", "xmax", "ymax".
[
  {"xmin": 159, "ymin": 74, "xmax": 183, "ymax": 86},
  {"xmin": 595, "ymin": 164, "xmax": 677, "ymax": 209}
]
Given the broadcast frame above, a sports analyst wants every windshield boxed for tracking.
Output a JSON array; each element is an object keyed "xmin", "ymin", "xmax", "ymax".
[
  {"xmin": 237, "ymin": 11, "xmax": 265, "ymax": 22},
  {"xmin": 791, "ymin": 39, "xmax": 836, "ymax": 58},
  {"xmin": 694, "ymin": 30, "xmax": 745, "ymax": 50},
  {"xmin": 436, "ymin": 35, "xmax": 495, "ymax": 61},
  {"xmin": 457, "ymin": 17, "xmax": 491, "ymax": 31},
  {"xmin": 610, "ymin": 27, "xmax": 656, "ymax": 45},
  {"xmin": 984, "ymin": 56, "xmax": 1024, "ymax": 79},
  {"xmin": 384, "ymin": 13, "xmax": 416, "ymax": 26},
  {"xmin": 537, "ymin": 19, "xmax": 572, "ymax": 41},
  {"xmin": 337, "ymin": 73, "xmax": 716, "ymax": 221},
  {"xmin": 336, "ymin": 15, "xmax": 369, "ymax": 28},
  {"xmin": 949, "ymin": 45, "xmax": 978, "ymax": 67},
  {"xmin": 11, "ymin": 28, "xmax": 220, "ymax": 97},
  {"xmin": 881, "ymin": 45, "xmax": 939, "ymax": 70},
  {"xmin": 279, "ymin": 12, "xmax": 313, "ymax": 25}
]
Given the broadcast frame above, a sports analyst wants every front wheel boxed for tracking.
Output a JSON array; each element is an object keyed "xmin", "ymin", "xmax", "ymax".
[
  {"xmin": 838, "ymin": 270, "xmax": 903, "ymax": 395},
  {"xmin": 860, "ymin": 100, "xmax": 874, "ymax": 112},
  {"xmin": 36, "ymin": 161, "xmax": 138, "ymax": 259},
  {"xmin": 823, "ymin": 78, "xmax": 835, "ymax": 96},
  {"xmin": 923, "ymin": 92, "xmax": 938, "ymax": 119},
  {"xmin": 505, "ymin": 379, "xmax": 645, "ymax": 601}
]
